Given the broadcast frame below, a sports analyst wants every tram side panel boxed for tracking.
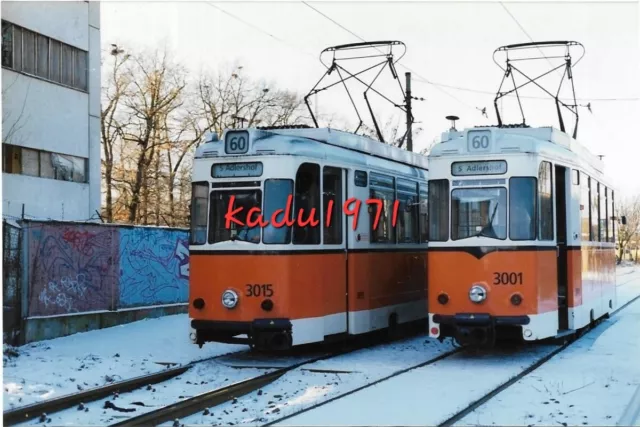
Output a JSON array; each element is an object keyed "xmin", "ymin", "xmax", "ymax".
[{"xmin": 347, "ymin": 250, "xmax": 427, "ymax": 334}]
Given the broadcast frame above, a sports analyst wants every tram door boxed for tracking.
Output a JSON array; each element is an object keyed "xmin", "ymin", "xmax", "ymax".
[
  {"xmin": 322, "ymin": 166, "xmax": 349, "ymax": 336},
  {"xmin": 555, "ymin": 165, "xmax": 569, "ymax": 331}
]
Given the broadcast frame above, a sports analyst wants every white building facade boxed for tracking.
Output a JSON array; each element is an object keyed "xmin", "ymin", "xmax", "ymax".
[{"xmin": 2, "ymin": 1, "xmax": 101, "ymax": 221}]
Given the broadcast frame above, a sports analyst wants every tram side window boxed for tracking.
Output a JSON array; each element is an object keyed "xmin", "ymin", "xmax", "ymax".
[
  {"xmin": 591, "ymin": 179, "xmax": 600, "ymax": 241},
  {"xmin": 263, "ymin": 179, "xmax": 294, "ymax": 244},
  {"xmin": 428, "ymin": 180, "xmax": 449, "ymax": 241},
  {"xmin": 509, "ymin": 177, "xmax": 536, "ymax": 240},
  {"xmin": 600, "ymin": 186, "xmax": 608, "ymax": 243},
  {"xmin": 538, "ymin": 161, "xmax": 554, "ymax": 241},
  {"xmin": 396, "ymin": 179, "xmax": 419, "ymax": 243},
  {"xmin": 293, "ymin": 163, "xmax": 321, "ymax": 245},
  {"xmin": 580, "ymin": 173, "xmax": 590, "ymax": 241},
  {"xmin": 190, "ymin": 182, "xmax": 209, "ymax": 245},
  {"xmin": 609, "ymin": 190, "xmax": 615, "ymax": 243},
  {"xmin": 370, "ymin": 172, "xmax": 395, "ymax": 244},
  {"xmin": 354, "ymin": 170, "xmax": 367, "ymax": 187},
  {"xmin": 419, "ymin": 186, "xmax": 428, "ymax": 243},
  {"xmin": 323, "ymin": 166, "xmax": 343, "ymax": 245}
]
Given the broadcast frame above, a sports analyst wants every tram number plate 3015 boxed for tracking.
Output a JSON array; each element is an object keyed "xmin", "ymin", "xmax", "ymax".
[
  {"xmin": 493, "ymin": 272, "xmax": 524, "ymax": 285},
  {"xmin": 245, "ymin": 284, "xmax": 274, "ymax": 297}
]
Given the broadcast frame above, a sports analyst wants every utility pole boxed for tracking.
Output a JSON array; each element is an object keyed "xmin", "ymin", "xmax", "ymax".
[{"xmin": 405, "ymin": 72, "xmax": 413, "ymax": 152}]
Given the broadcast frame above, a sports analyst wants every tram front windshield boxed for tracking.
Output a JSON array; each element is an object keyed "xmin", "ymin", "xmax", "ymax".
[{"xmin": 429, "ymin": 177, "xmax": 537, "ymax": 242}]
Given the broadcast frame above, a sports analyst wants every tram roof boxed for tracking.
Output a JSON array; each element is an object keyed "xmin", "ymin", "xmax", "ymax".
[
  {"xmin": 194, "ymin": 126, "xmax": 429, "ymax": 171},
  {"xmin": 432, "ymin": 125, "xmax": 605, "ymax": 176}
]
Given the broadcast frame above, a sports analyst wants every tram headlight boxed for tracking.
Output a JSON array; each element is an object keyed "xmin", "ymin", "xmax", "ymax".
[
  {"xmin": 469, "ymin": 285, "xmax": 487, "ymax": 303},
  {"xmin": 222, "ymin": 290, "xmax": 239, "ymax": 309}
]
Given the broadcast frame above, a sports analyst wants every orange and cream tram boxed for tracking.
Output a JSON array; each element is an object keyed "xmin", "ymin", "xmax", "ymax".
[
  {"xmin": 188, "ymin": 126, "xmax": 429, "ymax": 351},
  {"xmin": 427, "ymin": 124, "xmax": 618, "ymax": 346}
]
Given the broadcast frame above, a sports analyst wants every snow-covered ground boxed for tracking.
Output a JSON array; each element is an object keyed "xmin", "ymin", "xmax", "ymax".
[
  {"xmin": 3, "ymin": 315, "xmax": 245, "ymax": 410},
  {"xmin": 169, "ymin": 337, "xmax": 456, "ymax": 426},
  {"xmin": 4, "ymin": 265, "xmax": 639, "ymax": 426},
  {"xmin": 458, "ymin": 266, "xmax": 640, "ymax": 427},
  {"xmin": 279, "ymin": 265, "xmax": 640, "ymax": 426}
]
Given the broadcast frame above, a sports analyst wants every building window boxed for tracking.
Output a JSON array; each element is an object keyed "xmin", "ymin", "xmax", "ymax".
[
  {"xmin": 2, "ymin": 144, "xmax": 88, "ymax": 183},
  {"xmin": 1, "ymin": 20, "xmax": 88, "ymax": 92}
]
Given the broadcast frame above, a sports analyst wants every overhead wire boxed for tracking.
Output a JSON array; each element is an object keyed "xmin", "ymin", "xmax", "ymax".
[{"xmin": 205, "ymin": 1, "xmax": 638, "ymax": 110}]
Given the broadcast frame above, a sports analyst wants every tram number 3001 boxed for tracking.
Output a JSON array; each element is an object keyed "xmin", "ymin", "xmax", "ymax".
[
  {"xmin": 245, "ymin": 284, "xmax": 274, "ymax": 297},
  {"xmin": 493, "ymin": 272, "xmax": 523, "ymax": 285}
]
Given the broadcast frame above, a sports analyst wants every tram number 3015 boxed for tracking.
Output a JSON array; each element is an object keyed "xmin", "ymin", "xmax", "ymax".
[
  {"xmin": 245, "ymin": 284, "xmax": 274, "ymax": 297},
  {"xmin": 493, "ymin": 272, "xmax": 523, "ymax": 285}
]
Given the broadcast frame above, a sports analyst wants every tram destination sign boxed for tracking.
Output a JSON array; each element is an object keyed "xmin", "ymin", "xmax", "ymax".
[
  {"xmin": 451, "ymin": 160, "xmax": 507, "ymax": 176},
  {"xmin": 211, "ymin": 162, "xmax": 263, "ymax": 178}
]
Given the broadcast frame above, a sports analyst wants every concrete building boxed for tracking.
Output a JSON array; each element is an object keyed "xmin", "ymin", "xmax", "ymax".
[{"xmin": 2, "ymin": 1, "xmax": 101, "ymax": 221}]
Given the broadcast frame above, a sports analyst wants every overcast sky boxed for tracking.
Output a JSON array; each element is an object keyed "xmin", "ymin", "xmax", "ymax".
[{"xmin": 101, "ymin": 0, "xmax": 639, "ymax": 198}]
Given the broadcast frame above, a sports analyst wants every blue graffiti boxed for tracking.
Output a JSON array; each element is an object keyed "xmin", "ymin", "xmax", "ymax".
[{"xmin": 119, "ymin": 228, "xmax": 189, "ymax": 308}]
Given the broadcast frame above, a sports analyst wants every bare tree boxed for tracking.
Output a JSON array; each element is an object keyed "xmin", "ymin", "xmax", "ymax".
[
  {"xmin": 617, "ymin": 195, "xmax": 640, "ymax": 263},
  {"xmin": 119, "ymin": 50, "xmax": 187, "ymax": 223},
  {"xmin": 2, "ymin": 76, "xmax": 31, "ymax": 145},
  {"xmin": 197, "ymin": 66, "xmax": 306, "ymax": 134},
  {"xmin": 101, "ymin": 48, "xmax": 131, "ymax": 222}
]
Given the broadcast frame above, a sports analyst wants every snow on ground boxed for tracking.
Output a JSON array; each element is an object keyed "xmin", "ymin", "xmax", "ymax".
[
  {"xmin": 14, "ymin": 359, "xmax": 273, "ymax": 426},
  {"xmin": 2, "ymin": 314, "xmax": 245, "ymax": 410},
  {"xmin": 278, "ymin": 343, "xmax": 560, "ymax": 426},
  {"xmin": 278, "ymin": 265, "xmax": 640, "ymax": 426},
  {"xmin": 171, "ymin": 336, "xmax": 456, "ymax": 426},
  {"xmin": 458, "ymin": 296, "xmax": 640, "ymax": 426}
]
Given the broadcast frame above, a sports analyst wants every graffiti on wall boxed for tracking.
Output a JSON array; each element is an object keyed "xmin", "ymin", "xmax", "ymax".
[
  {"xmin": 119, "ymin": 228, "xmax": 189, "ymax": 307},
  {"xmin": 28, "ymin": 225, "xmax": 119, "ymax": 316}
]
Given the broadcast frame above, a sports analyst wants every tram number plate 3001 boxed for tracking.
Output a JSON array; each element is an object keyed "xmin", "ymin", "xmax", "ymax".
[{"xmin": 493, "ymin": 272, "xmax": 524, "ymax": 285}]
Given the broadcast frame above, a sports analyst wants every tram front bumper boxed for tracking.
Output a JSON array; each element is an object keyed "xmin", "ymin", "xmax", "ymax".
[
  {"xmin": 191, "ymin": 318, "xmax": 293, "ymax": 350},
  {"xmin": 432, "ymin": 313, "xmax": 530, "ymax": 346}
]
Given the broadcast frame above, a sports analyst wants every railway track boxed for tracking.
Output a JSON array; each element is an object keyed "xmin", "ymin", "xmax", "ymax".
[
  {"xmin": 105, "ymin": 325, "xmax": 430, "ymax": 427},
  {"xmin": 260, "ymin": 293, "xmax": 640, "ymax": 427},
  {"xmin": 438, "ymin": 292, "xmax": 640, "ymax": 427},
  {"xmin": 2, "ymin": 351, "xmax": 245, "ymax": 426}
]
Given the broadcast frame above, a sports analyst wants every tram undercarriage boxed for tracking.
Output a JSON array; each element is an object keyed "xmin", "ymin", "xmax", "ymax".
[{"xmin": 433, "ymin": 314, "xmax": 530, "ymax": 347}]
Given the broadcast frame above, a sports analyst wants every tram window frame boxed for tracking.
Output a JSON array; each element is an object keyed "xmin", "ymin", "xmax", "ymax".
[
  {"xmin": 572, "ymin": 169, "xmax": 580, "ymax": 185},
  {"xmin": 580, "ymin": 172, "xmax": 591, "ymax": 241},
  {"xmin": 354, "ymin": 170, "xmax": 367, "ymax": 187},
  {"xmin": 208, "ymin": 188, "xmax": 263, "ymax": 244},
  {"xmin": 590, "ymin": 179, "xmax": 600, "ymax": 242},
  {"xmin": 396, "ymin": 178, "xmax": 419, "ymax": 244},
  {"xmin": 419, "ymin": 185, "xmax": 428, "ymax": 243},
  {"xmin": 428, "ymin": 179, "xmax": 449, "ymax": 242},
  {"xmin": 538, "ymin": 161, "xmax": 554, "ymax": 241},
  {"xmin": 600, "ymin": 186, "xmax": 608, "ymax": 243},
  {"xmin": 262, "ymin": 179, "xmax": 294, "ymax": 245},
  {"xmin": 293, "ymin": 162, "xmax": 321, "ymax": 245},
  {"xmin": 509, "ymin": 177, "xmax": 537, "ymax": 241},
  {"xmin": 190, "ymin": 182, "xmax": 209, "ymax": 245},
  {"xmin": 451, "ymin": 186, "xmax": 508, "ymax": 241},
  {"xmin": 610, "ymin": 190, "xmax": 616, "ymax": 243},
  {"xmin": 369, "ymin": 172, "xmax": 396, "ymax": 244},
  {"xmin": 323, "ymin": 166, "xmax": 343, "ymax": 245}
]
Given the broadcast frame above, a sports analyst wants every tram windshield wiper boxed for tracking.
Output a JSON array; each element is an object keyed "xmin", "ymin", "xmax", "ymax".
[{"xmin": 473, "ymin": 202, "xmax": 500, "ymax": 239}]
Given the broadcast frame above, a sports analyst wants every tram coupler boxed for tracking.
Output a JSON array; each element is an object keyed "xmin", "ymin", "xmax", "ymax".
[
  {"xmin": 454, "ymin": 325, "xmax": 495, "ymax": 347},
  {"xmin": 250, "ymin": 318, "xmax": 293, "ymax": 351}
]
